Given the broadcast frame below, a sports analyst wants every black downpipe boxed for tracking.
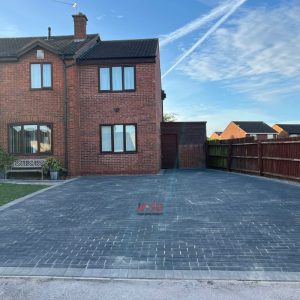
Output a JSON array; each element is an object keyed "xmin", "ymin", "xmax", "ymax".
[{"xmin": 63, "ymin": 59, "xmax": 68, "ymax": 171}]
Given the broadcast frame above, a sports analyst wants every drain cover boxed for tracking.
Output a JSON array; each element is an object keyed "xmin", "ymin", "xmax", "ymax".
[{"xmin": 136, "ymin": 202, "xmax": 164, "ymax": 215}]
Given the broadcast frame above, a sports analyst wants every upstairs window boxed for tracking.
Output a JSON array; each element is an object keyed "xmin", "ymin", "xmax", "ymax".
[
  {"xmin": 112, "ymin": 67, "xmax": 122, "ymax": 91},
  {"xmin": 9, "ymin": 124, "xmax": 52, "ymax": 155},
  {"xmin": 100, "ymin": 124, "xmax": 137, "ymax": 153},
  {"xmin": 124, "ymin": 66, "xmax": 135, "ymax": 90},
  {"xmin": 99, "ymin": 66, "xmax": 135, "ymax": 92},
  {"xmin": 99, "ymin": 67, "xmax": 110, "ymax": 91},
  {"xmin": 30, "ymin": 63, "xmax": 52, "ymax": 89}
]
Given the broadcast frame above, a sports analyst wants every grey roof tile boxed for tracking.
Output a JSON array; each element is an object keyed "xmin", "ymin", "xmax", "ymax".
[
  {"xmin": 275, "ymin": 124, "xmax": 300, "ymax": 134},
  {"xmin": 78, "ymin": 38, "xmax": 159, "ymax": 60},
  {"xmin": 0, "ymin": 34, "xmax": 98, "ymax": 57},
  {"xmin": 233, "ymin": 121, "xmax": 277, "ymax": 134}
]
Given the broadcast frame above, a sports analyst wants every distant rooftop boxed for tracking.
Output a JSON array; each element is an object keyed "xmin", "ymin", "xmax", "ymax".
[
  {"xmin": 233, "ymin": 121, "xmax": 277, "ymax": 134},
  {"xmin": 275, "ymin": 124, "xmax": 300, "ymax": 134}
]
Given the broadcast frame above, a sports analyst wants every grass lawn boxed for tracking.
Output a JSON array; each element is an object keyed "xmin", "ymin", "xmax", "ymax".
[{"xmin": 0, "ymin": 183, "xmax": 49, "ymax": 206}]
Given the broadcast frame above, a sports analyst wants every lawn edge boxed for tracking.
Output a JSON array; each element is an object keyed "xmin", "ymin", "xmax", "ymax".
[{"xmin": 0, "ymin": 177, "xmax": 80, "ymax": 212}]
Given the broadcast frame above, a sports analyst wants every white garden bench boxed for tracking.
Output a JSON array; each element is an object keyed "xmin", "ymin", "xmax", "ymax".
[{"xmin": 5, "ymin": 159, "xmax": 46, "ymax": 180}]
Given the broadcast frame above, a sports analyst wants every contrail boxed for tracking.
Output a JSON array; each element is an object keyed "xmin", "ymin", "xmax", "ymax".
[
  {"xmin": 162, "ymin": 0, "xmax": 247, "ymax": 78},
  {"xmin": 160, "ymin": 0, "xmax": 238, "ymax": 47}
]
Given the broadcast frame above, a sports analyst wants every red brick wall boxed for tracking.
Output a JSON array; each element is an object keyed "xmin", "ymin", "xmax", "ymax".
[
  {"xmin": 0, "ymin": 48, "xmax": 162, "ymax": 176},
  {"xmin": 220, "ymin": 122, "xmax": 246, "ymax": 140},
  {"xmin": 73, "ymin": 15, "xmax": 87, "ymax": 40},
  {"xmin": 0, "ymin": 48, "xmax": 66, "ymax": 166},
  {"xmin": 78, "ymin": 58, "xmax": 162, "ymax": 174},
  {"xmin": 220, "ymin": 123, "xmax": 276, "ymax": 141},
  {"xmin": 210, "ymin": 132, "xmax": 221, "ymax": 140},
  {"xmin": 66, "ymin": 64, "xmax": 81, "ymax": 176}
]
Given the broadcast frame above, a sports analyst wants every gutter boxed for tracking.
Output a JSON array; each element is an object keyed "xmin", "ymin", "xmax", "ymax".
[{"xmin": 246, "ymin": 133, "xmax": 278, "ymax": 135}]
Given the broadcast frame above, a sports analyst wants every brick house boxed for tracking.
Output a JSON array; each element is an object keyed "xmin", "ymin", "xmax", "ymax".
[
  {"xmin": 210, "ymin": 131, "xmax": 222, "ymax": 140},
  {"xmin": 272, "ymin": 124, "xmax": 300, "ymax": 138},
  {"xmin": 220, "ymin": 121, "xmax": 278, "ymax": 140},
  {"xmin": 0, "ymin": 13, "xmax": 163, "ymax": 176}
]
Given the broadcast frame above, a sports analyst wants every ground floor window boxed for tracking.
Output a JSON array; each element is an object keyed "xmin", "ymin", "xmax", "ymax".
[
  {"xmin": 9, "ymin": 124, "xmax": 52, "ymax": 154},
  {"xmin": 100, "ymin": 124, "xmax": 137, "ymax": 153}
]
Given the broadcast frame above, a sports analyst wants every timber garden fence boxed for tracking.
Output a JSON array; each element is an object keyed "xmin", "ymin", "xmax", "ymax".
[{"xmin": 207, "ymin": 136, "xmax": 300, "ymax": 181}]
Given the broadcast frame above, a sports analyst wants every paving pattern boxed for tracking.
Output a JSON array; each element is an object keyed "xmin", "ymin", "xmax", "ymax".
[{"xmin": 0, "ymin": 170, "xmax": 299, "ymax": 272}]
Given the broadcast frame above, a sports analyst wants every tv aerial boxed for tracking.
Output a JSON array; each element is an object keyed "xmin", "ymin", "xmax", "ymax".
[{"xmin": 52, "ymin": 1, "xmax": 78, "ymax": 13}]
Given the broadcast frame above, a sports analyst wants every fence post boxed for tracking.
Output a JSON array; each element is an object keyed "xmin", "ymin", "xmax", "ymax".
[
  {"xmin": 258, "ymin": 141, "xmax": 262, "ymax": 176},
  {"xmin": 227, "ymin": 142, "xmax": 232, "ymax": 171},
  {"xmin": 205, "ymin": 141, "xmax": 209, "ymax": 168}
]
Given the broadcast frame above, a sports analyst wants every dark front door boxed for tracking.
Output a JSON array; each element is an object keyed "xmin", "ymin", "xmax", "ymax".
[{"xmin": 161, "ymin": 134, "xmax": 178, "ymax": 169}]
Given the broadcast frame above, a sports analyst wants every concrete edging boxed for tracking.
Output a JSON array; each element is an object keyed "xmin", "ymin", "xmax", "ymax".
[
  {"xmin": 208, "ymin": 168, "xmax": 300, "ymax": 187},
  {"xmin": 0, "ymin": 177, "xmax": 80, "ymax": 212},
  {"xmin": 0, "ymin": 267, "xmax": 299, "ymax": 281}
]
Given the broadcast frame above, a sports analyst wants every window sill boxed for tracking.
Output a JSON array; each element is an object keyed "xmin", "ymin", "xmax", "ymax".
[
  {"xmin": 30, "ymin": 88, "xmax": 53, "ymax": 91},
  {"xmin": 99, "ymin": 151, "xmax": 137, "ymax": 155},
  {"xmin": 98, "ymin": 89, "xmax": 136, "ymax": 94},
  {"xmin": 10, "ymin": 153, "xmax": 53, "ymax": 156}
]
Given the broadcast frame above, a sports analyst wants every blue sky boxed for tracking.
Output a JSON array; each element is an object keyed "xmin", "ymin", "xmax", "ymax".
[{"xmin": 1, "ymin": 0, "xmax": 300, "ymax": 134}]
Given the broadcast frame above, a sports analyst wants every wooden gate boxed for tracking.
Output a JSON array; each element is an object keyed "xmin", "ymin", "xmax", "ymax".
[{"xmin": 161, "ymin": 134, "xmax": 178, "ymax": 169}]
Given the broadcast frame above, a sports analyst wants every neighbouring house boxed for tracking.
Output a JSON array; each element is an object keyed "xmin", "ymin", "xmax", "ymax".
[
  {"xmin": 220, "ymin": 121, "xmax": 278, "ymax": 140},
  {"xmin": 0, "ymin": 13, "xmax": 206, "ymax": 176},
  {"xmin": 272, "ymin": 124, "xmax": 300, "ymax": 138},
  {"xmin": 210, "ymin": 131, "xmax": 222, "ymax": 140}
]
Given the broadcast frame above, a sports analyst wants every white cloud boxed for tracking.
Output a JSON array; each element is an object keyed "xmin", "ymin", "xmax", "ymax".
[
  {"xmin": 159, "ymin": 0, "xmax": 238, "ymax": 47},
  {"xmin": 179, "ymin": 2, "xmax": 300, "ymax": 101},
  {"xmin": 162, "ymin": 0, "xmax": 246, "ymax": 78},
  {"xmin": 96, "ymin": 14, "xmax": 106, "ymax": 21},
  {"xmin": 197, "ymin": 0, "xmax": 224, "ymax": 6}
]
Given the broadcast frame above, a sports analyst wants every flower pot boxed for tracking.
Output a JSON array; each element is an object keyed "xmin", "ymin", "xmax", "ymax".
[{"xmin": 50, "ymin": 171, "xmax": 59, "ymax": 180}]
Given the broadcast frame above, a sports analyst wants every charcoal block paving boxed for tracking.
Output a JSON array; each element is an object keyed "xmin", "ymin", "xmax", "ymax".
[{"xmin": 0, "ymin": 170, "xmax": 299, "ymax": 274}]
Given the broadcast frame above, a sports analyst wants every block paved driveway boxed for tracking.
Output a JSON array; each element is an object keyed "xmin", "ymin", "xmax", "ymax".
[{"xmin": 0, "ymin": 170, "xmax": 299, "ymax": 272}]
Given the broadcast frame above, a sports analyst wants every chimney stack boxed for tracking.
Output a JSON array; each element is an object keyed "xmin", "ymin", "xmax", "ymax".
[
  {"xmin": 72, "ymin": 13, "xmax": 88, "ymax": 41},
  {"xmin": 48, "ymin": 27, "xmax": 51, "ymax": 40}
]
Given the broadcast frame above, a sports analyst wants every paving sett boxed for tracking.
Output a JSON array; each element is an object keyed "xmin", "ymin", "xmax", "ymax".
[{"xmin": 0, "ymin": 169, "xmax": 299, "ymax": 278}]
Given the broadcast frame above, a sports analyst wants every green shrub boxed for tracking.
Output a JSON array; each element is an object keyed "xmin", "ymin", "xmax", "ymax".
[
  {"xmin": 42, "ymin": 157, "xmax": 64, "ymax": 174},
  {"xmin": 0, "ymin": 147, "xmax": 16, "ymax": 171}
]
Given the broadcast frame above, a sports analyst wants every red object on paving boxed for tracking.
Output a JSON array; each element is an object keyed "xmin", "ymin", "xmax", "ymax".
[{"xmin": 137, "ymin": 202, "xmax": 164, "ymax": 215}]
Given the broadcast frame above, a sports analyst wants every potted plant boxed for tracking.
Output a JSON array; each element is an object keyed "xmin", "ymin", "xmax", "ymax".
[
  {"xmin": 0, "ymin": 147, "xmax": 16, "ymax": 179},
  {"xmin": 42, "ymin": 157, "xmax": 63, "ymax": 180}
]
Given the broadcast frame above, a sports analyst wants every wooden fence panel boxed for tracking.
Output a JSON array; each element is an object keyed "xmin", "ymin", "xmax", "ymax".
[
  {"xmin": 207, "ymin": 137, "xmax": 300, "ymax": 181},
  {"xmin": 261, "ymin": 140, "xmax": 300, "ymax": 180},
  {"xmin": 207, "ymin": 144, "xmax": 228, "ymax": 169},
  {"xmin": 231, "ymin": 143, "xmax": 259, "ymax": 173}
]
